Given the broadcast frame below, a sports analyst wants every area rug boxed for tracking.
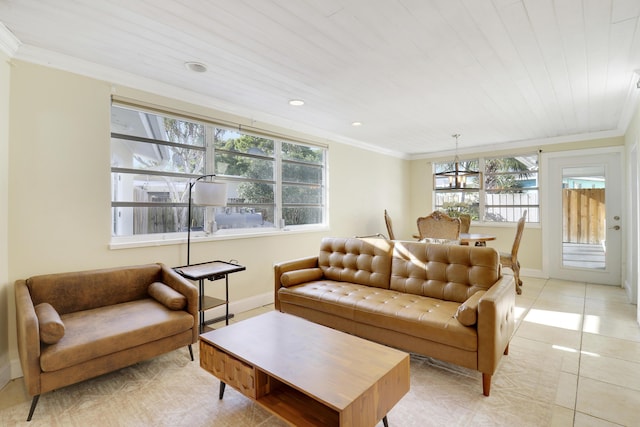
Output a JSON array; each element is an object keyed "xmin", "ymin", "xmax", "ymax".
[{"xmin": 0, "ymin": 339, "xmax": 559, "ymax": 426}]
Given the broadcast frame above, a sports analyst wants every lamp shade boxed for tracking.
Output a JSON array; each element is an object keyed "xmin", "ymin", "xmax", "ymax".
[{"xmin": 193, "ymin": 181, "xmax": 227, "ymax": 206}]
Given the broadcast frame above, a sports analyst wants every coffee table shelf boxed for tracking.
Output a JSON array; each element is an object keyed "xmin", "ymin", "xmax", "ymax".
[{"xmin": 257, "ymin": 381, "xmax": 339, "ymax": 426}]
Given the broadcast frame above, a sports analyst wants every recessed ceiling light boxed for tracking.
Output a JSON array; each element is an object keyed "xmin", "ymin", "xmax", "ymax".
[
  {"xmin": 184, "ymin": 61, "xmax": 208, "ymax": 73},
  {"xmin": 289, "ymin": 99, "xmax": 305, "ymax": 106},
  {"xmin": 351, "ymin": 121, "xmax": 362, "ymax": 126}
]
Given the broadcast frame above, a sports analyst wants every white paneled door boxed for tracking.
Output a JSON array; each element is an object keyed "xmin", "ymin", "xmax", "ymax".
[{"xmin": 544, "ymin": 149, "xmax": 623, "ymax": 286}]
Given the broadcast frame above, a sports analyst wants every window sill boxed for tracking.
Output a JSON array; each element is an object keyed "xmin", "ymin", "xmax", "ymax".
[{"xmin": 109, "ymin": 225, "xmax": 329, "ymax": 250}]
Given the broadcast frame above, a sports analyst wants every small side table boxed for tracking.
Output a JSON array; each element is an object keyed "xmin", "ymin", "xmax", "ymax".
[{"xmin": 174, "ymin": 261, "xmax": 246, "ymax": 333}]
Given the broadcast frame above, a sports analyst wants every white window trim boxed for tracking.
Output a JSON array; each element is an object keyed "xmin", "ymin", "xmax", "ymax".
[
  {"xmin": 110, "ymin": 103, "xmax": 328, "ymax": 247},
  {"xmin": 433, "ymin": 153, "xmax": 539, "ymax": 225}
]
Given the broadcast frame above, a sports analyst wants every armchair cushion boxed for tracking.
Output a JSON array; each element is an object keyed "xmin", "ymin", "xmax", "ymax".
[
  {"xmin": 281, "ymin": 268, "xmax": 323, "ymax": 287},
  {"xmin": 35, "ymin": 302, "xmax": 65, "ymax": 344},
  {"xmin": 148, "ymin": 282, "xmax": 187, "ymax": 310},
  {"xmin": 454, "ymin": 290, "xmax": 486, "ymax": 326}
]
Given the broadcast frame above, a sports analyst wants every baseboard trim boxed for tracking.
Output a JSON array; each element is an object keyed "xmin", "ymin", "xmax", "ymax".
[
  {"xmin": 519, "ymin": 268, "xmax": 546, "ymax": 279},
  {"xmin": 203, "ymin": 291, "xmax": 274, "ymax": 323},
  {"xmin": 1, "ymin": 355, "xmax": 22, "ymax": 385},
  {"xmin": 0, "ymin": 359, "xmax": 10, "ymax": 389}
]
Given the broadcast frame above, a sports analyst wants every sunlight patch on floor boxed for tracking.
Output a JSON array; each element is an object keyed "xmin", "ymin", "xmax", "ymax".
[
  {"xmin": 582, "ymin": 314, "xmax": 602, "ymax": 334},
  {"xmin": 552, "ymin": 344, "xmax": 600, "ymax": 357},
  {"xmin": 524, "ymin": 308, "xmax": 583, "ymax": 330},
  {"xmin": 514, "ymin": 305, "xmax": 528, "ymax": 321}
]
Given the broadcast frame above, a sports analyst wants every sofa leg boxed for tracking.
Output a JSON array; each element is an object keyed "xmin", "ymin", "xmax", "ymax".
[
  {"xmin": 27, "ymin": 394, "xmax": 40, "ymax": 421},
  {"xmin": 219, "ymin": 381, "xmax": 226, "ymax": 399},
  {"xmin": 482, "ymin": 374, "xmax": 491, "ymax": 396},
  {"xmin": 188, "ymin": 344, "xmax": 194, "ymax": 361},
  {"xmin": 504, "ymin": 344, "xmax": 509, "ymax": 355}
]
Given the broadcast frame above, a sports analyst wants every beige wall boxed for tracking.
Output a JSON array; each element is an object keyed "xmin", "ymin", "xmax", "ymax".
[
  {"xmin": 5, "ymin": 61, "xmax": 410, "ymax": 377},
  {"xmin": 1, "ymin": 48, "xmax": 11, "ymax": 385}
]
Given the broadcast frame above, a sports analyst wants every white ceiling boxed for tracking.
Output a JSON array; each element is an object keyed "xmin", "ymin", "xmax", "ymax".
[{"xmin": 1, "ymin": 0, "xmax": 640, "ymax": 157}]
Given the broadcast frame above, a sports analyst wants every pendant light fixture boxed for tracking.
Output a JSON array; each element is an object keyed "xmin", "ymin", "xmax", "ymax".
[{"xmin": 433, "ymin": 134, "xmax": 482, "ymax": 190}]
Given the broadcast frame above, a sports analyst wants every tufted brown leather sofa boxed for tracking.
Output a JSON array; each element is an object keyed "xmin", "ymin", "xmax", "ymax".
[
  {"xmin": 15, "ymin": 263, "xmax": 198, "ymax": 421},
  {"xmin": 274, "ymin": 237, "xmax": 515, "ymax": 396}
]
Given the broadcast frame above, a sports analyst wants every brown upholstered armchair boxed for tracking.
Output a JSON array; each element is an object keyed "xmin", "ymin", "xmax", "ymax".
[{"xmin": 15, "ymin": 263, "xmax": 198, "ymax": 421}]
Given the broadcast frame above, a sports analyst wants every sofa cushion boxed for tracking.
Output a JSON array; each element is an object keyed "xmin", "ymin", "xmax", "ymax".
[
  {"xmin": 455, "ymin": 291, "xmax": 486, "ymax": 326},
  {"xmin": 148, "ymin": 282, "xmax": 187, "ymax": 310},
  {"xmin": 39, "ymin": 299, "xmax": 194, "ymax": 372},
  {"xmin": 279, "ymin": 282, "xmax": 477, "ymax": 351},
  {"xmin": 390, "ymin": 242, "xmax": 501, "ymax": 303},
  {"xmin": 26, "ymin": 264, "xmax": 163, "ymax": 315},
  {"xmin": 318, "ymin": 237, "xmax": 393, "ymax": 289},
  {"xmin": 280, "ymin": 268, "xmax": 324, "ymax": 288},
  {"xmin": 34, "ymin": 303, "xmax": 65, "ymax": 344}
]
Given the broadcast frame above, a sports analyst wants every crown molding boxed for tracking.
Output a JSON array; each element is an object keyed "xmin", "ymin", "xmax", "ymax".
[
  {"xmin": 410, "ymin": 128, "xmax": 625, "ymax": 160},
  {"xmin": 0, "ymin": 22, "xmax": 20, "ymax": 57}
]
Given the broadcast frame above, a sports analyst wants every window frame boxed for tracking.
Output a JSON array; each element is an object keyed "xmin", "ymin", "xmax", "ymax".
[
  {"xmin": 110, "ymin": 103, "xmax": 328, "ymax": 248},
  {"xmin": 433, "ymin": 153, "xmax": 539, "ymax": 224}
]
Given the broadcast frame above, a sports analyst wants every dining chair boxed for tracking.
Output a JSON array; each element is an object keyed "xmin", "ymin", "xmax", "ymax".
[
  {"xmin": 459, "ymin": 214, "xmax": 471, "ymax": 233},
  {"xmin": 384, "ymin": 209, "xmax": 396, "ymax": 240},
  {"xmin": 500, "ymin": 210, "xmax": 527, "ymax": 295},
  {"xmin": 416, "ymin": 211, "xmax": 461, "ymax": 240}
]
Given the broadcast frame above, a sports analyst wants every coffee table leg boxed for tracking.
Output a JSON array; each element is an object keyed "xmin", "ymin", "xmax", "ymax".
[
  {"xmin": 382, "ymin": 415, "xmax": 389, "ymax": 427},
  {"xmin": 219, "ymin": 381, "xmax": 226, "ymax": 400}
]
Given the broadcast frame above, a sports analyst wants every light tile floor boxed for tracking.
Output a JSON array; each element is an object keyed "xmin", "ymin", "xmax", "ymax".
[
  {"xmin": 2, "ymin": 276, "xmax": 639, "ymax": 426},
  {"xmin": 513, "ymin": 277, "xmax": 640, "ymax": 426}
]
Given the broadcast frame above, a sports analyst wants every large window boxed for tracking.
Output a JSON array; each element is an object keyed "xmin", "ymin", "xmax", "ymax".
[
  {"xmin": 434, "ymin": 154, "xmax": 538, "ymax": 222},
  {"xmin": 111, "ymin": 104, "xmax": 327, "ymax": 240}
]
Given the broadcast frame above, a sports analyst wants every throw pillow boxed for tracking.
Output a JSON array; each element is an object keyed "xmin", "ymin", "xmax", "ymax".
[
  {"xmin": 454, "ymin": 290, "xmax": 486, "ymax": 326},
  {"xmin": 34, "ymin": 302, "xmax": 65, "ymax": 344},
  {"xmin": 148, "ymin": 282, "xmax": 187, "ymax": 310},
  {"xmin": 280, "ymin": 268, "xmax": 323, "ymax": 287}
]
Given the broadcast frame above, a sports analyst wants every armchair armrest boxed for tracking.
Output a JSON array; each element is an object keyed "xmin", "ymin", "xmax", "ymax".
[
  {"xmin": 477, "ymin": 275, "xmax": 516, "ymax": 376},
  {"xmin": 273, "ymin": 256, "xmax": 319, "ymax": 310},
  {"xmin": 15, "ymin": 280, "xmax": 42, "ymax": 396},
  {"xmin": 159, "ymin": 264, "xmax": 199, "ymax": 343}
]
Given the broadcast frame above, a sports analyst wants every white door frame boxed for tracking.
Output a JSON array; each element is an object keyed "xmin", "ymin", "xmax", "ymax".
[
  {"xmin": 541, "ymin": 147, "xmax": 625, "ymax": 285},
  {"xmin": 628, "ymin": 143, "xmax": 639, "ymax": 322}
]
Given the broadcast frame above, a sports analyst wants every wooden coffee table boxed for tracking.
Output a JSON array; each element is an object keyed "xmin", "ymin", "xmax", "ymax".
[{"xmin": 199, "ymin": 311, "xmax": 410, "ymax": 427}]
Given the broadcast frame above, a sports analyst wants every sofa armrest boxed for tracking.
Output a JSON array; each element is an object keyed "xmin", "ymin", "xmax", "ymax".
[
  {"xmin": 15, "ymin": 279, "xmax": 42, "ymax": 396},
  {"xmin": 159, "ymin": 264, "xmax": 199, "ymax": 343},
  {"xmin": 273, "ymin": 256, "xmax": 319, "ymax": 311},
  {"xmin": 476, "ymin": 275, "xmax": 516, "ymax": 376}
]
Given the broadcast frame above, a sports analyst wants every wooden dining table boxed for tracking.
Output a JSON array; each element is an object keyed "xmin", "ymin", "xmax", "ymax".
[
  {"xmin": 412, "ymin": 232, "xmax": 496, "ymax": 246},
  {"xmin": 460, "ymin": 232, "xmax": 496, "ymax": 246}
]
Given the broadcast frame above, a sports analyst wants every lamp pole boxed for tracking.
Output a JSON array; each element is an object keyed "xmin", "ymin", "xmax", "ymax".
[{"xmin": 187, "ymin": 174, "xmax": 218, "ymax": 266}]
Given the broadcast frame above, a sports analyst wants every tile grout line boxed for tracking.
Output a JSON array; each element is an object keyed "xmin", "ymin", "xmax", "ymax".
[{"xmin": 571, "ymin": 281, "xmax": 588, "ymax": 426}]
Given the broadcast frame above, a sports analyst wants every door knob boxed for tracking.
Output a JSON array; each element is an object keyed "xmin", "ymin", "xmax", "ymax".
[{"xmin": 608, "ymin": 225, "xmax": 621, "ymax": 230}]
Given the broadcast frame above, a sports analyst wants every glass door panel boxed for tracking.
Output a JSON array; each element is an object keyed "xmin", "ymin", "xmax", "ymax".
[{"xmin": 561, "ymin": 166, "xmax": 606, "ymax": 270}]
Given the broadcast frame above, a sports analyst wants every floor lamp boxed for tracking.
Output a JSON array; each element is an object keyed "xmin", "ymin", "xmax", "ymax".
[{"xmin": 187, "ymin": 174, "xmax": 228, "ymax": 266}]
